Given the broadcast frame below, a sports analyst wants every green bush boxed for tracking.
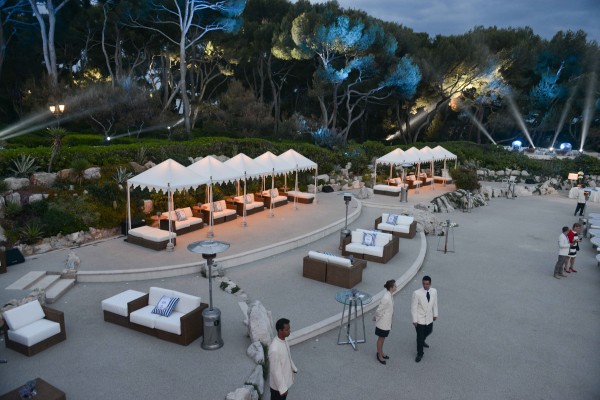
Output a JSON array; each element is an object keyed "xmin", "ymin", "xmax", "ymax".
[
  {"xmin": 20, "ymin": 221, "xmax": 44, "ymax": 244},
  {"xmin": 450, "ymin": 167, "xmax": 481, "ymax": 191}
]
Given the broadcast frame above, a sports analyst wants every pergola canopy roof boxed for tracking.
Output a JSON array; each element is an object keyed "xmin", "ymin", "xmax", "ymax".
[
  {"xmin": 278, "ymin": 149, "xmax": 317, "ymax": 171},
  {"xmin": 224, "ymin": 153, "xmax": 269, "ymax": 179},
  {"xmin": 254, "ymin": 151, "xmax": 295, "ymax": 175},
  {"xmin": 187, "ymin": 155, "xmax": 240, "ymax": 184},
  {"xmin": 127, "ymin": 159, "xmax": 209, "ymax": 193}
]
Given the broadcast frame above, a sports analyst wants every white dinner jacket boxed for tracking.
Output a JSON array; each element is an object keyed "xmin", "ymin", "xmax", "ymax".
[
  {"xmin": 375, "ymin": 290, "xmax": 394, "ymax": 331},
  {"xmin": 411, "ymin": 287, "xmax": 438, "ymax": 325}
]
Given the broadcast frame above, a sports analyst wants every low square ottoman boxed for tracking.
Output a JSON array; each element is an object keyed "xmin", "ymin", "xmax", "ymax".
[{"xmin": 101, "ymin": 290, "xmax": 146, "ymax": 327}]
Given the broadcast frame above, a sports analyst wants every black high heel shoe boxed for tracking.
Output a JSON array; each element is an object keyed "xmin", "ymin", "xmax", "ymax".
[
  {"xmin": 383, "ymin": 355, "xmax": 389, "ymax": 359},
  {"xmin": 376, "ymin": 353, "xmax": 386, "ymax": 365}
]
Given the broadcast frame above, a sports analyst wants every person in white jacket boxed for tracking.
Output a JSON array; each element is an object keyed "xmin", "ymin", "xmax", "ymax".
[
  {"xmin": 411, "ymin": 275, "xmax": 438, "ymax": 362},
  {"xmin": 374, "ymin": 279, "xmax": 396, "ymax": 365},
  {"xmin": 553, "ymin": 226, "xmax": 570, "ymax": 279},
  {"xmin": 268, "ymin": 318, "xmax": 298, "ymax": 399}
]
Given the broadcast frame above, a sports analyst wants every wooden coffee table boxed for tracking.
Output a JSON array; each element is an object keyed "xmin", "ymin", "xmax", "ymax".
[{"xmin": 0, "ymin": 378, "xmax": 66, "ymax": 400}]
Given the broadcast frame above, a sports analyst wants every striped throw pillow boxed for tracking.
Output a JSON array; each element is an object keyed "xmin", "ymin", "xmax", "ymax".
[{"xmin": 151, "ymin": 296, "xmax": 179, "ymax": 317}]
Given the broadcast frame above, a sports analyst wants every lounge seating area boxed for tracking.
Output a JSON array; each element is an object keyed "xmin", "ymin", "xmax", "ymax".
[
  {"xmin": 434, "ymin": 168, "xmax": 453, "ymax": 184},
  {"xmin": 200, "ymin": 200, "xmax": 238, "ymax": 224},
  {"xmin": 374, "ymin": 213, "xmax": 417, "ymax": 239},
  {"xmin": 342, "ymin": 229, "xmax": 399, "ymax": 264},
  {"xmin": 127, "ymin": 226, "xmax": 177, "ymax": 250},
  {"xmin": 373, "ymin": 184, "xmax": 402, "ymax": 196},
  {"xmin": 2, "ymin": 300, "xmax": 66, "ymax": 356},
  {"xmin": 286, "ymin": 190, "xmax": 315, "ymax": 204},
  {"xmin": 159, "ymin": 206, "xmax": 204, "ymax": 235},
  {"xmin": 231, "ymin": 194, "xmax": 265, "ymax": 216},
  {"xmin": 302, "ymin": 251, "xmax": 366, "ymax": 288},
  {"xmin": 405, "ymin": 175, "xmax": 423, "ymax": 189},
  {"xmin": 260, "ymin": 189, "xmax": 288, "ymax": 208},
  {"xmin": 102, "ymin": 287, "xmax": 208, "ymax": 346}
]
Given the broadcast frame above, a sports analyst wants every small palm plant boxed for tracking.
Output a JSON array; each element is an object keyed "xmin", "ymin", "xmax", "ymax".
[
  {"xmin": 70, "ymin": 158, "xmax": 90, "ymax": 185},
  {"xmin": 9, "ymin": 154, "xmax": 39, "ymax": 177},
  {"xmin": 135, "ymin": 146, "xmax": 148, "ymax": 165},
  {"xmin": 47, "ymin": 127, "xmax": 66, "ymax": 172}
]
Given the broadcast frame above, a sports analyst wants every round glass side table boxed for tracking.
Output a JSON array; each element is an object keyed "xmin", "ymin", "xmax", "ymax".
[{"xmin": 335, "ymin": 289, "xmax": 372, "ymax": 350}]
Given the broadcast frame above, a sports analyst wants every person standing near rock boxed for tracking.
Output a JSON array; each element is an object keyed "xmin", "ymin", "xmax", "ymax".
[
  {"xmin": 374, "ymin": 279, "xmax": 396, "ymax": 365},
  {"xmin": 268, "ymin": 318, "xmax": 298, "ymax": 400},
  {"xmin": 574, "ymin": 185, "xmax": 589, "ymax": 216},
  {"xmin": 554, "ymin": 226, "xmax": 570, "ymax": 279},
  {"xmin": 411, "ymin": 275, "xmax": 438, "ymax": 363}
]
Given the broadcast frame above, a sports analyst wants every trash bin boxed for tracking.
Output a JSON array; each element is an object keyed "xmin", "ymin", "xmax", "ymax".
[
  {"xmin": 202, "ymin": 307, "xmax": 223, "ymax": 350},
  {"xmin": 400, "ymin": 185, "xmax": 408, "ymax": 202}
]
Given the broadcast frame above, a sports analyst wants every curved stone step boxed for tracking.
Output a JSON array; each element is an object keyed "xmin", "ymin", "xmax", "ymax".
[
  {"xmin": 26, "ymin": 274, "xmax": 60, "ymax": 291},
  {"xmin": 45, "ymin": 278, "xmax": 76, "ymax": 304},
  {"xmin": 5, "ymin": 271, "xmax": 47, "ymax": 290}
]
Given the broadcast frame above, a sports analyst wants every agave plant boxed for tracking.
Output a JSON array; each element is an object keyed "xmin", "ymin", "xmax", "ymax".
[
  {"xmin": 20, "ymin": 221, "xmax": 44, "ymax": 244},
  {"xmin": 113, "ymin": 167, "xmax": 134, "ymax": 185},
  {"xmin": 9, "ymin": 154, "xmax": 39, "ymax": 178},
  {"xmin": 135, "ymin": 146, "xmax": 148, "ymax": 165}
]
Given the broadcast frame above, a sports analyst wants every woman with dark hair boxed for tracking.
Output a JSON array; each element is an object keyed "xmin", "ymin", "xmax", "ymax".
[{"xmin": 374, "ymin": 279, "xmax": 396, "ymax": 365}]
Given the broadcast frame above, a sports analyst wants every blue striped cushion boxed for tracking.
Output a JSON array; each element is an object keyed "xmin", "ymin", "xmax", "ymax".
[{"xmin": 151, "ymin": 296, "xmax": 179, "ymax": 317}]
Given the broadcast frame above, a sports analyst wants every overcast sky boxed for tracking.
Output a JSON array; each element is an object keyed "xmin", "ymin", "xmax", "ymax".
[{"xmin": 306, "ymin": 0, "xmax": 600, "ymax": 42}]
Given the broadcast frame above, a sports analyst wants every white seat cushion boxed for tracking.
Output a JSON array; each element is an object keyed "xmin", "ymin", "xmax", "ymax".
[
  {"xmin": 362, "ymin": 245, "xmax": 384, "ymax": 257},
  {"xmin": 377, "ymin": 222, "xmax": 394, "ymax": 231},
  {"xmin": 8, "ymin": 318, "xmax": 61, "ymax": 347},
  {"xmin": 2, "ymin": 300, "xmax": 45, "ymax": 331},
  {"xmin": 130, "ymin": 305, "xmax": 160, "ymax": 328},
  {"xmin": 351, "ymin": 231, "xmax": 364, "ymax": 244},
  {"xmin": 182, "ymin": 207, "xmax": 194, "ymax": 219},
  {"xmin": 395, "ymin": 215, "xmax": 414, "ymax": 226},
  {"xmin": 186, "ymin": 216, "xmax": 203, "ymax": 226},
  {"xmin": 173, "ymin": 220, "xmax": 191, "ymax": 230},
  {"xmin": 374, "ymin": 234, "xmax": 390, "ymax": 247},
  {"xmin": 393, "ymin": 225, "xmax": 410, "ymax": 234},
  {"xmin": 172, "ymin": 292, "xmax": 201, "ymax": 314},
  {"xmin": 345, "ymin": 243, "xmax": 367, "ymax": 254},
  {"xmin": 287, "ymin": 191, "xmax": 314, "ymax": 199},
  {"xmin": 149, "ymin": 287, "xmax": 174, "ymax": 305},
  {"xmin": 154, "ymin": 311, "xmax": 185, "ymax": 335},
  {"xmin": 272, "ymin": 195, "xmax": 287, "ymax": 203},
  {"xmin": 213, "ymin": 209, "xmax": 237, "ymax": 219},
  {"xmin": 101, "ymin": 290, "xmax": 146, "ymax": 317}
]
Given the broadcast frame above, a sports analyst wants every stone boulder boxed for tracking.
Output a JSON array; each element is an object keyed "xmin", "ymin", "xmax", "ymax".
[
  {"xmin": 316, "ymin": 174, "xmax": 329, "ymax": 182},
  {"xmin": 65, "ymin": 251, "xmax": 81, "ymax": 270},
  {"xmin": 57, "ymin": 168, "xmax": 76, "ymax": 181},
  {"xmin": 247, "ymin": 341, "xmax": 265, "ymax": 364},
  {"xmin": 31, "ymin": 172, "xmax": 57, "ymax": 187},
  {"xmin": 521, "ymin": 170, "xmax": 530, "ymax": 177},
  {"xmin": 144, "ymin": 161, "xmax": 156, "ymax": 169},
  {"xmin": 6, "ymin": 192, "xmax": 21, "ymax": 205},
  {"xmin": 28, "ymin": 193, "xmax": 47, "ymax": 203},
  {"xmin": 129, "ymin": 162, "xmax": 146, "ymax": 174},
  {"xmin": 4, "ymin": 177, "xmax": 30, "ymax": 190},
  {"xmin": 245, "ymin": 365, "xmax": 264, "ymax": 395},
  {"xmin": 225, "ymin": 386, "xmax": 258, "ymax": 400},
  {"xmin": 246, "ymin": 301, "xmax": 273, "ymax": 346},
  {"xmin": 496, "ymin": 170, "xmax": 505, "ymax": 176},
  {"xmin": 83, "ymin": 167, "xmax": 101, "ymax": 180}
]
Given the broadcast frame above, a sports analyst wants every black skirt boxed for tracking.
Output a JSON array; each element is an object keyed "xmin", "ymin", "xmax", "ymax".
[{"xmin": 375, "ymin": 327, "xmax": 390, "ymax": 337}]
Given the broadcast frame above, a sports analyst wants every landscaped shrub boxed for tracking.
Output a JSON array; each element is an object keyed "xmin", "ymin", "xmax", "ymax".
[{"xmin": 450, "ymin": 167, "xmax": 480, "ymax": 191}]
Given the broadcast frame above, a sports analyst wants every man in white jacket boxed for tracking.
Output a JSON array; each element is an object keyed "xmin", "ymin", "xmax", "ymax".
[
  {"xmin": 553, "ymin": 226, "xmax": 570, "ymax": 279},
  {"xmin": 411, "ymin": 275, "xmax": 438, "ymax": 362},
  {"xmin": 269, "ymin": 318, "xmax": 298, "ymax": 399}
]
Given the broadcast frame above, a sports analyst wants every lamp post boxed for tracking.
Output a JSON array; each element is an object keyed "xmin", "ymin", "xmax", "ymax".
[
  {"xmin": 49, "ymin": 104, "xmax": 65, "ymax": 127},
  {"xmin": 188, "ymin": 240, "xmax": 230, "ymax": 350},
  {"xmin": 339, "ymin": 193, "xmax": 352, "ymax": 250}
]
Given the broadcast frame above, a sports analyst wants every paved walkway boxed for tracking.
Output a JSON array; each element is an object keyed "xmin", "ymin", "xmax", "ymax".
[{"xmin": 1, "ymin": 184, "xmax": 599, "ymax": 399}]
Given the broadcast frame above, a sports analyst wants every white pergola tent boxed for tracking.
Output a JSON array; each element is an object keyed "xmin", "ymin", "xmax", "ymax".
[
  {"xmin": 127, "ymin": 159, "xmax": 209, "ymax": 246},
  {"xmin": 278, "ymin": 149, "xmax": 318, "ymax": 209},
  {"xmin": 187, "ymin": 156, "xmax": 241, "ymax": 237},
  {"xmin": 432, "ymin": 145, "xmax": 457, "ymax": 185},
  {"xmin": 419, "ymin": 146, "xmax": 444, "ymax": 189},
  {"xmin": 254, "ymin": 151, "xmax": 295, "ymax": 216},
  {"xmin": 374, "ymin": 148, "xmax": 406, "ymax": 185},
  {"xmin": 224, "ymin": 153, "xmax": 269, "ymax": 226}
]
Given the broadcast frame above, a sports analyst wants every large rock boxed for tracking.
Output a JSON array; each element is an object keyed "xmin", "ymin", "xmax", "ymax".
[
  {"xmin": 245, "ymin": 365, "xmax": 264, "ymax": 395},
  {"xmin": 31, "ymin": 172, "xmax": 57, "ymax": 187},
  {"xmin": 316, "ymin": 174, "xmax": 329, "ymax": 182},
  {"xmin": 6, "ymin": 192, "xmax": 21, "ymax": 205},
  {"xmin": 247, "ymin": 301, "xmax": 272, "ymax": 346},
  {"xmin": 521, "ymin": 170, "xmax": 530, "ymax": 177},
  {"xmin": 57, "ymin": 169, "xmax": 76, "ymax": 181},
  {"xmin": 247, "ymin": 341, "xmax": 265, "ymax": 364},
  {"xmin": 65, "ymin": 251, "xmax": 81, "ymax": 270},
  {"xmin": 225, "ymin": 386, "xmax": 258, "ymax": 400},
  {"xmin": 32, "ymin": 242, "xmax": 53, "ymax": 254},
  {"xmin": 83, "ymin": 167, "xmax": 101, "ymax": 180},
  {"xmin": 28, "ymin": 193, "xmax": 46, "ymax": 203},
  {"xmin": 4, "ymin": 177, "xmax": 30, "ymax": 190},
  {"xmin": 496, "ymin": 170, "xmax": 505, "ymax": 176},
  {"xmin": 129, "ymin": 162, "xmax": 146, "ymax": 174}
]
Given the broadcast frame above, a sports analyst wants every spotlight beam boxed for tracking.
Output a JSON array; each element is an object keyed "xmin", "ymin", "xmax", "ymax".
[
  {"xmin": 506, "ymin": 94, "xmax": 535, "ymax": 148},
  {"xmin": 579, "ymin": 73, "xmax": 597, "ymax": 151},
  {"xmin": 463, "ymin": 108, "xmax": 497, "ymax": 144}
]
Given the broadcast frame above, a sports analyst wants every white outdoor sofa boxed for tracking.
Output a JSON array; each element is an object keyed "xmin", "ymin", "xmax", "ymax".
[
  {"xmin": 160, "ymin": 206, "xmax": 204, "ymax": 235},
  {"xmin": 127, "ymin": 225, "xmax": 176, "ymax": 250},
  {"xmin": 374, "ymin": 212, "xmax": 418, "ymax": 239},
  {"xmin": 200, "ymin": 200, "xmax": 238, "ymax": 224},
  {"xmin": 302, "ymin": 251, "xmax": 365, "ymax": 288},
  {"xmin": 232, "ymin": 194, "xmax": 265, "ymax": 216},
  {"xmin": 2, "ymin": 300, "xmax": 66, "ymax": 356},
  {"xmin": 342, "ymin": 228, "xmax": 399, "ymax": 264},
  {"xmin": 105, "ymin": 287, "xmax": 209, "ymax": 346},
  {"xmin": 373, "ymin": 184, "xmax": 402, "ymax": 196},
  {"xmin": 261, "ymin": 189, "xmax": 289, "ymax": 208},
  {"xmin": 286, "ymin": 190, "xmax": 315, "ymax": 204}
]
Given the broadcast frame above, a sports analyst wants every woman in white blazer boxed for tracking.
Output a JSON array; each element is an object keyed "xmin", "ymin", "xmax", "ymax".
[{"xmin": 374, "ymin": 279, "xmax": 396, "ymax": 365}]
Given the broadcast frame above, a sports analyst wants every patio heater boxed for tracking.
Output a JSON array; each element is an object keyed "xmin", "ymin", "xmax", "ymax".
[
  {"xmin": 400, "ymin": 163, "xmax": 411, "ymax": 202},
  {"xmin": 188, "ymin": 240, "xmax": 230, "ymax": 350},
  {"xmin": 339, "ymin": 193, "xmax": 352, "ymax": 250}
]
